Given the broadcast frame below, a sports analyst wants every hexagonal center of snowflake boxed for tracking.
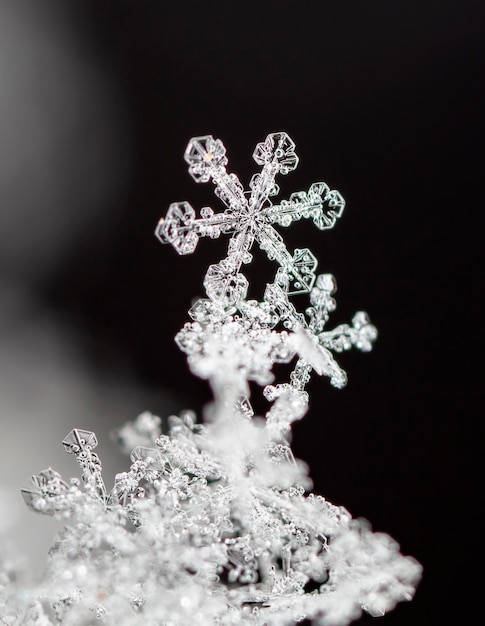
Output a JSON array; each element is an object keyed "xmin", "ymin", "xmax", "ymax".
[{"xmin": 241, "ymin": 207, "xmax": 267, "ymax": 231}]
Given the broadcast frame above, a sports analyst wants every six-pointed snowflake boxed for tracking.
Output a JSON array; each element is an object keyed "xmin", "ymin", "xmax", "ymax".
[{"xmin": 157, "ymin": 133, "xmax": 376, "ymax": 405}]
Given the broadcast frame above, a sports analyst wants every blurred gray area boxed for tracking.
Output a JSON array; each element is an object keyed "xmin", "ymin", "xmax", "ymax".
[{"xmin": 0, "ymin": 2, "xmax": 173, "ymax": 568}]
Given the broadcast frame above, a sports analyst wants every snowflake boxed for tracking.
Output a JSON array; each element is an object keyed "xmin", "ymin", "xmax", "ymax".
[
  {"xmin": 156, "ymin": 132, "xmax": 345, "ymax": 302},
  {"xmin": 157, "ymin": 133, "xmax": 377, "ymax": 415},
  {"xmin": 10, "ymin": 133, "xmax": 421, "ymax": 626}
]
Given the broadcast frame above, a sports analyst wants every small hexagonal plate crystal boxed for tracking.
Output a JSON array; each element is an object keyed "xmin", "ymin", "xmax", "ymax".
[
  {"xmin": 156, "ymin": 201, "xmax": 199, "ymax": 255},
  {"xmin": 288, "ymin": 248, "xmax": 317, "ymax": 295},
  {"xmin": 21, "ymin": 469, "xmax": 69, "ymax": 511},
  {"xmin": 204, "ymin": 263, "xmax": 248, "ymax": 306},
  {"xmin": 63, "ymin": 429, "xmax": 98, "ymax": 454},
  {"xmin": 253, "ymin": 132, "xmax": 298, "ymax": 175},
  {"xmin": 130, "ymin": 446, "xmax": 165, "ymax": 469},
  {"xmin": 184, "ymin": 135, "xmax": 228, "ymax": 182}
]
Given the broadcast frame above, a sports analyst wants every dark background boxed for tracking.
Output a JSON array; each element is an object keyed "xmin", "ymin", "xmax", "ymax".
[{"xmin": 2, "ymin": 1, "xmax": 483, "ymax": 624}]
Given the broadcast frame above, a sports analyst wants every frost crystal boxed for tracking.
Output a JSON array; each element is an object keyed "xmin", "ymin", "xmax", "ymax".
[{"xmin": 13, "ymin": 133, "xmax": 421, "ymax": 626}]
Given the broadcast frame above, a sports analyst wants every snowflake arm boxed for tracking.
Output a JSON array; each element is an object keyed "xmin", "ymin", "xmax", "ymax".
[
  {"xmin": 259, "ymin": 181, "xmax": 345, "ymax": 231},
  {"xmin": 184, "ymin": 135, "xmax": 247, "ymax": 209},
  {"xmin": 62, "ymin": 429, "xmax": 108, "ymax": 504}
]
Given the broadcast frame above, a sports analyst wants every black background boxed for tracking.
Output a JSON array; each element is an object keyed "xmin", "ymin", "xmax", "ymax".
[{"xmin": 30, "ymin": 1, "xmax": 484, "ymax": 624}]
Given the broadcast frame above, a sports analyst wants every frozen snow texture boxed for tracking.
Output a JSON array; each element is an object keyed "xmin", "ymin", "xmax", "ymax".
[{"xmin": 10, "ymin": 133, "xmax": 421, "ymax": 625}]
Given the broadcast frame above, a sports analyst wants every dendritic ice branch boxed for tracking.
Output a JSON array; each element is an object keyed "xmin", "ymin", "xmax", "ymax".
[{"xmin": 9, "ymin": 133, "xmax": 421, "ymax": 626}]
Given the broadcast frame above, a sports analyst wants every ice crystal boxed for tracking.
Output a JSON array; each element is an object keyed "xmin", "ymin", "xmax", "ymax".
[
  {"xmin": 158, "ymin": 133, "xmax": 376, "ymax": 406},
  {"xmin": 13, "ymin": 133, "xmax": 421, "ymax": 626}
]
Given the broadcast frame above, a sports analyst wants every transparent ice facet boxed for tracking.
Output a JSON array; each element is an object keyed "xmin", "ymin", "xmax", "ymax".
[
  {"xmin": 62, "ymin": 429, "xmax": 98, "ymax": 454},
  {"xmin": 252, "ymin": 131, "xmax": 299, "ymax": 175},
  {"xmin": 21, "ymin": 469, "xmax": 70, "ymax": 514},
  {"xmin": 204, "ymin": 263, "xmax": 249, "ymax": 306},
  {"xmin": 184, "ymin": 135, "xmax": 228, "ymax": 182},
  {"xmin": 155, "ymin": 201, "xmax": 199, "ymax": 255}
]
